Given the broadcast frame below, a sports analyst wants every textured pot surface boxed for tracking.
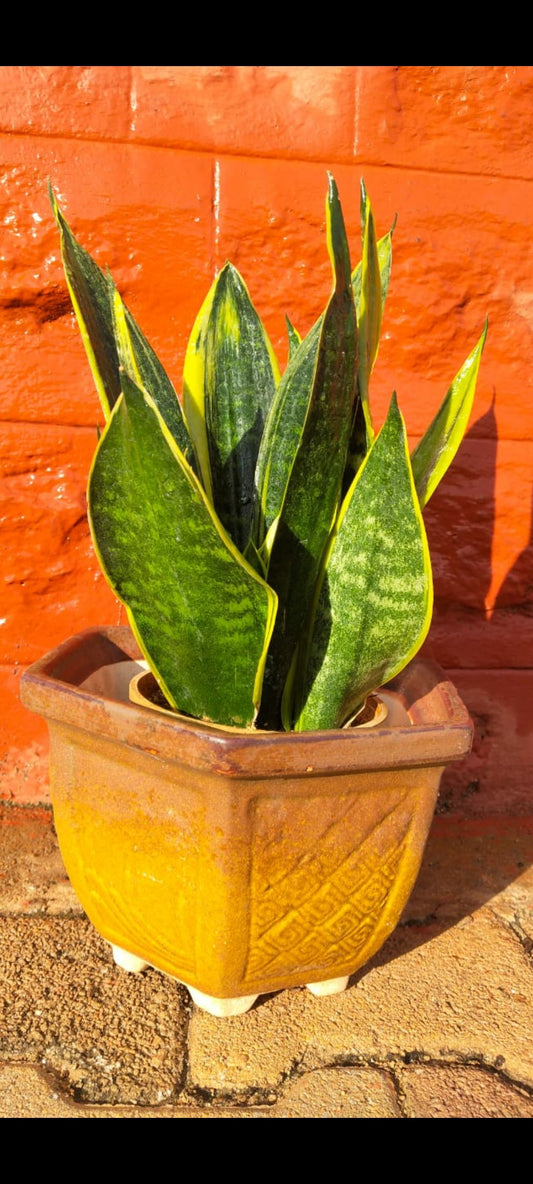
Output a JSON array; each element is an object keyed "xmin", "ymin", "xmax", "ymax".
[{"xmin": 21, "ymin": 627, "xmax": 473, "ymax": 999}]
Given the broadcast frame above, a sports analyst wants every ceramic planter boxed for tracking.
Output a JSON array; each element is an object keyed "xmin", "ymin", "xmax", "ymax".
[{"xmin": 21, "ymin": 626, "xmax": 472, "ymax": 1016}]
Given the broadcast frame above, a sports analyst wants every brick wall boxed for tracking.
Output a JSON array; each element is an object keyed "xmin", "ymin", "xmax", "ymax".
[{"xmin": 0, "ymin": 66, "xmax": 531, "ymax": 812}]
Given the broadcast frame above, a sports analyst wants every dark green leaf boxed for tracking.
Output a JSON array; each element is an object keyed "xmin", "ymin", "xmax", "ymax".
[
  {"xmin": 259, "ymin": 175, "xmax": 358, "ymax": 728},
  {"xmin": 285, "ymin": 314, "xmax": 301, "ymax": 361},
  {"xmin": 50, "ymin": 185, "xmax": 120, "ymax": 418},
  {"xmin": 184, "ymin": 262, "xmax": 279, "ymax": 552},
  {"xmin": 88, "ymin": 372, "xmax": 277, "ymax": 728},
  {"xmin": 294, "ymin": 395, "xmax": 433, "ymax": 731}
]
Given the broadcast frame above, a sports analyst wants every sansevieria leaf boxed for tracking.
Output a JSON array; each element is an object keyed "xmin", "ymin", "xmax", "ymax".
[
  {"xmin": 257, "ymin": 196, "xmax": 394, "ymax": 544},
  {"xmin": 351, "ymin": 222, "xmax": 394, "ymax": 316},
  {"xmin": 50, "ymin": 185, "xmax": 121, "ymax": 418},
  {"xmin": 259, "ymin": 174, "xmax": 358, "ymax": 727},
  {"xmin": 183, "ymin": 262, "xmax": 279, "ymax": 552},
  {"xmin": 285, "ymin": 315, "xmax": 301, "ymax": 361},
  {"xmin": 345, "ymin": 213, "xmax": 395, "ymax": 489},
  {"xmin": 88, "ymin": 372, "xmax": 277, "ymax": 727},
  {"xmin": 50, "ymin": 187, "xmax": 191, "ymax": 456},
  {"xmin": 294, "ymin": 395, "xmax": 433, "ymax": 732},
  {"xmin": 252, "ymin": 316, "xmax": 322, "ymax": 553},
  {"xmin": 110, "ymin": 283, "xmax": 193, "ymax": 462},
  {"xmin": 182, "ymin": 278, "xmax": 217, "ymax": 500},
  {"xmin": 356, "ymin": 179, "xmax": 381, "ymax": 445},
  {"xmin": 411, "ymin": 322, "xmax": 488, "ymax": 508}
]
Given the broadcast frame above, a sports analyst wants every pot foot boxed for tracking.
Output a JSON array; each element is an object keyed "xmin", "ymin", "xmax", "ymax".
[
  {"xmin": 306, "ymin": 975, "xmax": 350, "ymax": 997},
  {"xmin": 112, "ymin": 944, "xmax": 149, "ymax": 973},
  {"xmin": 186, "ymin": 984, "xmax": 259, "ymax": 1017}
]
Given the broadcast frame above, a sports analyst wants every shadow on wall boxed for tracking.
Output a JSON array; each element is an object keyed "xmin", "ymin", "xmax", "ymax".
[{"xmin": 421, "ymin": 396, "xmax": 533, "ymax": 815}]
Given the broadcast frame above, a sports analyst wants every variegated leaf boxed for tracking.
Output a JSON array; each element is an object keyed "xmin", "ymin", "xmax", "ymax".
[
  {"xmin": 252, "ymin": 317, "xmax": 321, "ymax": 553},
  {"xmin": 110, "ymin": 282, "xmax": 192, "ymax": 462},
  {"xmin": 257, "ymin": 193, "xmax": 395, "ymax": 539},
  {"xmin": 50, "ymin": 185, "xmax": 120, "ymax": 418},
  {"xmin": 184, "ymin": 262, "xmax": 279, "ymax": 552},
  {"xmin": 50, "ymin": 186, "xmax": 191, "ymax": 455},
  {"xmin": 411, "ymin": 322, "xmax": 488, "ymax": 508},
  {"xmin": 88, "ymin": 372, "xmax": 277, "ymax": 728},
  {"xmin": 345, "ymin": 212, "xmax": 395, "ymax": 488},
  {"xmin": 259, "ymin": 174, "xmax": 358, "ymax": 728},
  {"xmin": 356, "ymin": 178, "xmax": 381, "ymax": 444},
  {"xmin": 285, "ymin": 314, "xmax": 302, "ymax": 360},
  {"xmin": 294, "ymin": 395, "xmax": 433, "ymax": 732}
]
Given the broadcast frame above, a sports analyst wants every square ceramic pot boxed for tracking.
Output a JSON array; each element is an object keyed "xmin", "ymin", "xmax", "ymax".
[{"xmin": 21, "ymin": 626, "xmax": 473, "ymax": 1015}]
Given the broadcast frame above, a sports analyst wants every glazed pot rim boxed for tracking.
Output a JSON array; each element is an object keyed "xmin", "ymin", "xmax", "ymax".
[{"xmin": 20, "ymin": 626, "xmax": 474, "ymax": 778}]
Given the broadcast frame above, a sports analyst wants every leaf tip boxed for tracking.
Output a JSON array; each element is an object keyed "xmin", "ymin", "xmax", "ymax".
[
  {"xmin": 327, "ymin": 171, "xmax": 339, "ymax": 202},
  {"xmin": 48, "ymin": 179, "xmax": 61, "ymax": 224}
]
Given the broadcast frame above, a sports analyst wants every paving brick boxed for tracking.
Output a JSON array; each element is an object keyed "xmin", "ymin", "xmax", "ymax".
[
  {"xmin": 189, "ymin": 886, "xmax": 533, "ymax": 1093},
  {"xmin": 0, "ymin": 1064, "xmax": 271, "ymax": 1118},
  {"xmin": 355, "ymin": 67, "xmax": 533, "ymax": 181},
  {"xmin": 1, "ymin": 810, "xmax": 532, "ymax": 1114},
  {"xmin": 131, "ymin": 66, "xmax": 356, "ymax": 161},
  {"xmin": 0, "ymin": 67, "xmax": 132, "ymax": 141},
  {"xmin": 398, "ymin": 1064, "xmax": 533, "ymax": 1118},
  {"xmin": 0, "ymin": 917, "xmax": 189, "ymax": 1105},
  {"xmin": 276, "ymin": 1066, "xmax": 400, "ymax": 1118},
  {"xmin": 0, "ymin": 1063, "xmax": 100, "ymax": 1117},
  {"xmin": 402, "ymin": 815, "xmax": 533, "ymax": 926}
]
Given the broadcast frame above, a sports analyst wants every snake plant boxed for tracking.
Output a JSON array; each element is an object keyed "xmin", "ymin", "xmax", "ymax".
[{"xmin": 51, "ymin": 176, "xmax": 486, "ymax": 732}]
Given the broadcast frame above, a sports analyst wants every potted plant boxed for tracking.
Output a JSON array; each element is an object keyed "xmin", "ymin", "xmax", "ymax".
[{"xmin": 21, "ymin": 176, "xmax": 485, "ymax": 1015}]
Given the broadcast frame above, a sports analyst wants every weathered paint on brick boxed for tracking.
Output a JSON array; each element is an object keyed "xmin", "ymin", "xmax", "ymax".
[
  {"xmin": 0, "ymin": 66, "xmax": 132, "ymax": 140},
  {"xmin": 355, "ymin": 66, "xmax": 533, "ymax": 181},
  {"xmin": 130, "ymin": 66, "xmax": 357, "ymax": 161},
  {"xmin": 0, "ymin": 423, "xmax": 120, "ymax": 666},
  {"xmin": 0, "ymin": 136, "xmax": 214, "ymax": 426},
  {"xmin": 438, "ymin": 669, "xmax": 533, "ymax": 816},
  {"xmin": 0, "ymin": 666, "xmax": 49, "ymax": 803}
]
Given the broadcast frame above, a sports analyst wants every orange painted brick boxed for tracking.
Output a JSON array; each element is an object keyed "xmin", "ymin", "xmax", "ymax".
[
  {"xmin": 357, "ymin": 166, "xmax": 533, "ymax": 444},
  {"xmin": 215, "ymin": 158, "xmax": 353, "ymax": 367},
  {"xmin": 0, "ymin": 67, "xmax": 131, "ymax": 141},
  {"xmin": 422, "ymin": 439, "xmax": 533, "ymax": 614},
  {"xmin": 355, "ymin": 66, "xmax": 533, "ymax": 181},
  {"xmin": 422, "ymin": 603, "xmax": 533, "ymax": 671},
  {"xmin": 131, "ymin": 66, "xmax": 356, "ymax": 161},
  {"xmin": 0, "ymin": 136, "xmax": 213, "ymax": 421},
  {"xmin": 0, "ymin": 424, "xmax": 120, "ymax": 665},
  {"xmin": 215, "ymin": 158, "xmax": 531, "ymax": 442},
  {"xmin": 0, "ymin": 665, "xmax": 49, "ymax": 803},
  {"xmin": 489, "ymin": 443, "xmax": 533, "ymax": 610},
  {"xmin": 2, "ymin": 141, "xmax": 529, "ymax": 442},
  {"xmin": 0, "ymin": 317, "xmax": 103, "ymax": 428},
  {"xmin": 438, "ymin": 669, "xmax": 533, "ymax": 816}
]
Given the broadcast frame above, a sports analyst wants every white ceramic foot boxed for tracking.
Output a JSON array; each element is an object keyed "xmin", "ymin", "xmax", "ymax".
[
  {"xmin": 306, "ymin": 975, "xmax": 350, "ymax": 997},
  {"xmin": 187, "ymin": 984, "xmax": 259, "ymax": 1017},
  {"xmin": 112, "ymin": 944, "xmax": 150, "ymax": 973}
]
